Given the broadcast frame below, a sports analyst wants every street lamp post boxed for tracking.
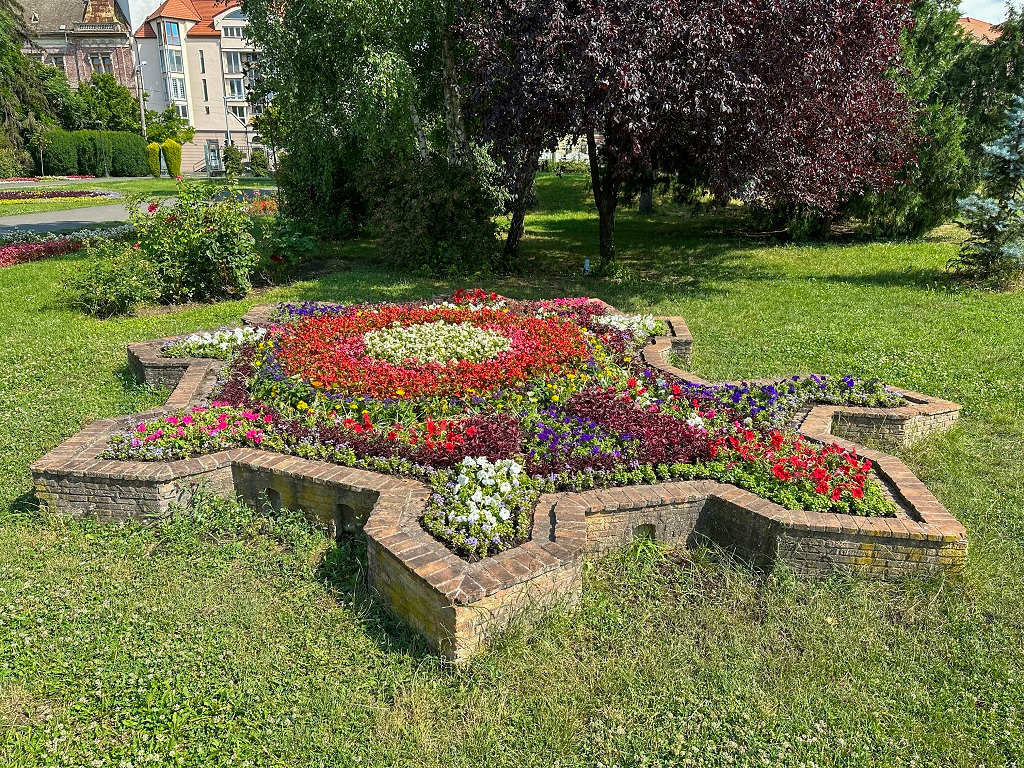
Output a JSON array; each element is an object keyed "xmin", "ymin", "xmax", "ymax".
[
  {"xmin": 95, "ymin": 120, "xmax": 109, "ymax": 178},
  {"xmin": 132, "ymin": 38, "xmax": 147, "ymax": 140}
]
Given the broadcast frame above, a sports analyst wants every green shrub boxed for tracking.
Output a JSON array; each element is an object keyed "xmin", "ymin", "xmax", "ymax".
[
  {"xmin": 223, "ymin": 145, "xmax": 243, "ymax": 177},
  {"xmin": 0, "ymin": 144, "xmax": 23, "ymax": 178},
  {"xmin": 276, "ymin": 139, "xmax": 366, "ymax": 237},
  {"xmin": 129, "ymin": 179, "xmax": 259, "ymax": 302},
  {"xmin": 72, "ymin": 131, "xmax": 101, "ymax": 176},
  {"xmin": 146, "ymin": 141, "xmax": 161, "ymax": 177},
  {"xmin": 106, "ymin": 133, "xmax": 149, "ymax": 177},
  {"xmin": 260, "ymin": 215, "xmax": 318, "ymax": 271},
  {"xmin": 248, "ymin": 148, "xmax": 270, "ymax": 177},
  {"xmin": 161, "ymin": 140, "xmax": 182, "ymax": 177},
  {"xmin": 370, "ymin": 154, "xmax": 501, "ymax": 276},
  {"xmin": 41, "ymin": 130, "xmax": 78, "ymax": 175},
  {"xmin": 63, "ymin": 239, "xmax": 160, "ymax": 317}
]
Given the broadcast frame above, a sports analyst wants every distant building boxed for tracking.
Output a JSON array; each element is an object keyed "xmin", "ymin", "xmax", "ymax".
[
  {"xmin": 135, "ymin": 0, "xmax": 263, "ymax": 171},
  {"xmin": 958, "ymin": 16, "xmax": 1002, "ymax": 44},
  {"xmin": 21, "ymin": 0, "xmax": 138, "ymax": 95}
]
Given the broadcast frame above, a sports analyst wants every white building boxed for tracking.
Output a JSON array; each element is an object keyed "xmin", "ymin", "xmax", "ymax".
[{"xmin": 135, "ymin": 0, "xmax": 263, "ymax": 171}]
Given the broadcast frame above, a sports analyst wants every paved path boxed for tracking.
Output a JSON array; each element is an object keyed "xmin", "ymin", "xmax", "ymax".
[
  {"xmin": 0, "ymin": 186, "xmax": 275, "ymax": 235},
  {"xmin": 0, "ymin": 203, "xmax": 133, "ymax": 235}
]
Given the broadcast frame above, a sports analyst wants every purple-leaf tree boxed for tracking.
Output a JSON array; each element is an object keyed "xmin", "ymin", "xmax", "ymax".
[{"xmin": 463, "ymin": 0, "xmax": 916, "ymax": 272}]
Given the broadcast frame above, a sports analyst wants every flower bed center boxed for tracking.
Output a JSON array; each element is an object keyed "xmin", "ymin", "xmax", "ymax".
[{"xmin": 363, "ymin": 320, "xmax": 511, "ymax": 365}]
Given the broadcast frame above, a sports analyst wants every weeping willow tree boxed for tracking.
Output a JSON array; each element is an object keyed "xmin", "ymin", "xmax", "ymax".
[{"xmin": 240, "ymin": 0, "xmax": 485, "ymax": 245}]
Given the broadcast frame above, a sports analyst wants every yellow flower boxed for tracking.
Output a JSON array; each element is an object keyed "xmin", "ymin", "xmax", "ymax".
[
  {"xmin": 297, "ymin": 400, "xmax": 308, "ymax": 410},
  {"xmin": 551, "ymin": 394, "xmax": 559, "ymax": 402},
  {"xmin": 396, "ymin": 388, "xmax": 405, "ymax": 396}
]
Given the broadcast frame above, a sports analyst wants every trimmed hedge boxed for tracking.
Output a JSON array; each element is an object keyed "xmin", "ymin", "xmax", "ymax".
[
  {"xmin": 161, "ymin": 140, "xmax": 181, "ymax": 177},
  {"xmin": 41, "ymin": 131, "xmax": 79, "ymax": 176},
  {"xmin": 146, "ymin": 142, "xmax": 161, "ymax": 177},
  {"xmin": 35, "ymin": 130, "xmax": 148, "ymax": 177}
]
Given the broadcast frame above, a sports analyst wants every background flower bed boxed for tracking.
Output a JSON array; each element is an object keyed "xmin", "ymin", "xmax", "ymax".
[
  {"xmin": 111, "ymin": 292, "xmax": 906, "ymax": 559},
  {"xmin": 0, "ymin": 189, "xmax": 112, "ymax": 202},
  {"xmin": 0, "ymin": 225, "xmax": 134, "ymax": 269}
]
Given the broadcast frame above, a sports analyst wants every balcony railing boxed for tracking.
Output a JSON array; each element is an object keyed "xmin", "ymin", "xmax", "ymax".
[{"xmin": 75, "ymin": 23, "xmax": 122, "ymax": 33}]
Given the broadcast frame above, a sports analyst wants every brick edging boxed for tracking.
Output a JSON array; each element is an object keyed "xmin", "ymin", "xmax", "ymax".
[{"xmin": 29, "ymin": 300, "xmax": 969, "ymax": 659}]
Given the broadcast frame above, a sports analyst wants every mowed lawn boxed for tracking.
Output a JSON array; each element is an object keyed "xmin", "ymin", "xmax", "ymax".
[{"xmin": 1, "ymin": 173, "xmax": 1023, "ymax": 767}]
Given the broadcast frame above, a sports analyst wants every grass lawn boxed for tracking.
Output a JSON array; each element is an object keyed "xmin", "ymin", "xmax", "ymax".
[
  {"xmin": 1, "ymin": 173, "xmax": 1023, "ymax": 767},
  {"xmin": 0, "ymin": 178, "xmax": 276, "ymax": 218}
]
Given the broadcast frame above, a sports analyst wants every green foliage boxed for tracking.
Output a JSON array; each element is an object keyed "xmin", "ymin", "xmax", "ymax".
[
  {"xmin": 161, "ymin": 139, "xmax": 181, "ymax": 177},
  {"xmin": 39, "ymin": 128, "xmax": 77, "ymax": 175},
  {"xmin": 62, "ymin": 239, "xmax": 161, "ymax": 317},
  {"xmin": 260, "ymin": 215, "xmax": 318, "ymax": 268},
  {"xmin": 845, "ymin": 0, "xmax": 975, "ymax": 237},
  {"xmin": 0, "ymin": 13, "xmax": 58, "ymax": 156},
  {"xmin": 275, "ymin": 135, "xmax": 366, "ymax": 236},
  {"xmin": 128, "ymin": 179, "xmax": 259, "ymax": 302},
  {"xmin": 146, "ymin": 141, "xmax": 161, "ymax": 177},
  {"xmin": 145, "ymin": 105, "xmax": 195, "ymax": 145},
  {"xmin": 371, "ymin": 154, "xmax": 501, "ymax": 276},
  {"xmin": 242, "ymin": 0, "xmax": 474, "ymax": 244},
  {"xmin": 105, "ymin": 131, "xmax": 149, "ymax": 176},
  {"xmin": 222, "ymin": 144, "xmax": 243, "ymax": 177},
  {"xmin": 0, "ymin": 140, "xmax": 24, "ymax": 176},
  {"xmin": 32, "ymin": 129, "xmax": 147, "ymax": 176},
  {"xmin": 248, "ymin": 147, "xmax": 270, "ymax": 177},
  {"xmin": 75, "ymin": 73, "xmax": 140, "ymax": 133},
  {"xmin": 954, "ymin": 95, "xmax": 1024, "ymax": 281}
]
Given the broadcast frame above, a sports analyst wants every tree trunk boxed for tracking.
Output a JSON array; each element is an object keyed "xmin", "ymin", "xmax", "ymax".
[
  {"xmin": 587, "ymin": 129, "xmax": 619, "ymax": 272},
  {"xmin": 410, "ymin": 101, "xmax": 429, "ymax": 161},
  {"xmin": 638, "ymin": 181, "xmax": 653, "ymax": 214},
  {"xmin": 441, "ymin": 28, "xmax": 469, "ymax": 164},
  {"xmin": 503, "ymin": 149, "xmax": 540, "ymax": 267}
]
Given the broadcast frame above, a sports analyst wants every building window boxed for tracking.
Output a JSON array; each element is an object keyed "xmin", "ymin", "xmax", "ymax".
[
  {"xmin": 170, "ymin": 75, "xmax": 187, "ymax": 101},
  {"xmin": 51, "ymin": 54, "xmax": 64, "ymax": 70},
  {"xmin": 176, "ymin": 104, "xmax": 189, "ymax": 119},
  {"xmin": 225, "ymin": 78, "xmax": 244, "ymax": 99},
  {"xmin": 28, "ymin": 52, "xmax": 44, "ymax": 63},
  {"xmin": 229, "ymin": 105, "xmax": 247, "ymax": 121},
  {"xmin": 202, "ymin": 78, "xmax": 208, "ymax": 101},
  {"xmin": 224, "ymin": 51, "xmax": 242, "ymax": 74},
  {"xmin": 199, "ymin": 49, "xmax": 205, "ymax": 73},
  {"xmin": 222, "ymin": 26, "xmax": 243, "ymax": 38},
  {"xmin": 164, "ymin": 49, "xmax": 183, "ymax": 73},
  {"xmin": 89, "ymin": 54, "xmax": 113, "ymax": 74},
  {"xmin": 205, "ymin": 106, "xmax": 210, "ymax": 114},
  {"xmin": 164, "ymin": 21, "xmax": 180, "ymax": 46}
]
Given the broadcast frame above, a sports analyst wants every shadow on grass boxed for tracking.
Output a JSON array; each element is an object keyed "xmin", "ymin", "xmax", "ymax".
[
  {"xmin": 821, "ymin": 268, "xmax": 954, "ymax": 290},
  {"xmin": 316, "ymin": 533, "xmax": 436, "ymax": 660}
]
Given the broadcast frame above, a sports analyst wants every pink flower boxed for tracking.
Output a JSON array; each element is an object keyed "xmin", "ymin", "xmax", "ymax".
[
  {"xmin": 136, "ymin": 423, "xmax": 147, "ymax": 433},
  {"xmin": 147, "ymin": 202, "xmax": 159, "ymax": 213},
  {"xmin": 133, "ymin": 242, "xmax": 140, "ymax": 249}
]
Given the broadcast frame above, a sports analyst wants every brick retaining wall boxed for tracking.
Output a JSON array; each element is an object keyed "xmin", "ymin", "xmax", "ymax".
[{"xmin": 30, "ymin": 301, "xmax": 969, "ymax": 660}]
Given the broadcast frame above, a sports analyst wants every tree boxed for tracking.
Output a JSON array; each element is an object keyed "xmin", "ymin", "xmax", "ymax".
[
  {"xmin": 0, "ymin": 9, "xmax": 58, "ymax": 167},
  {"xmin": 240, "ymin": 0, "xmax": 480, "ymax": 235},
  {"xmin": 29, "ymin": 127, "xmax": 48, "ymax": 175},
  {"xmin": 75, "ymin": 73, "xmax": 140, "ymax": 133},
  {"xmin": 465, "ymin": 0, "xmax": 916, "ymax": 271},
  {"xmin": 954, "ymin": 95, "xmax": 1024, "ymax": 281},
  {"xmin": 145, "ymin": 105, "xmax": 195, "ymax": 144}
]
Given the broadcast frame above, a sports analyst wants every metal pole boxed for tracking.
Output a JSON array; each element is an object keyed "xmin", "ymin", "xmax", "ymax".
[
  {"xmin": 223, "ymin": 96, "xmax": 231, "ymax": 146},
  {"xmin": 133, "ymin": 39, "xmax": 147, "ymax": 140}
]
